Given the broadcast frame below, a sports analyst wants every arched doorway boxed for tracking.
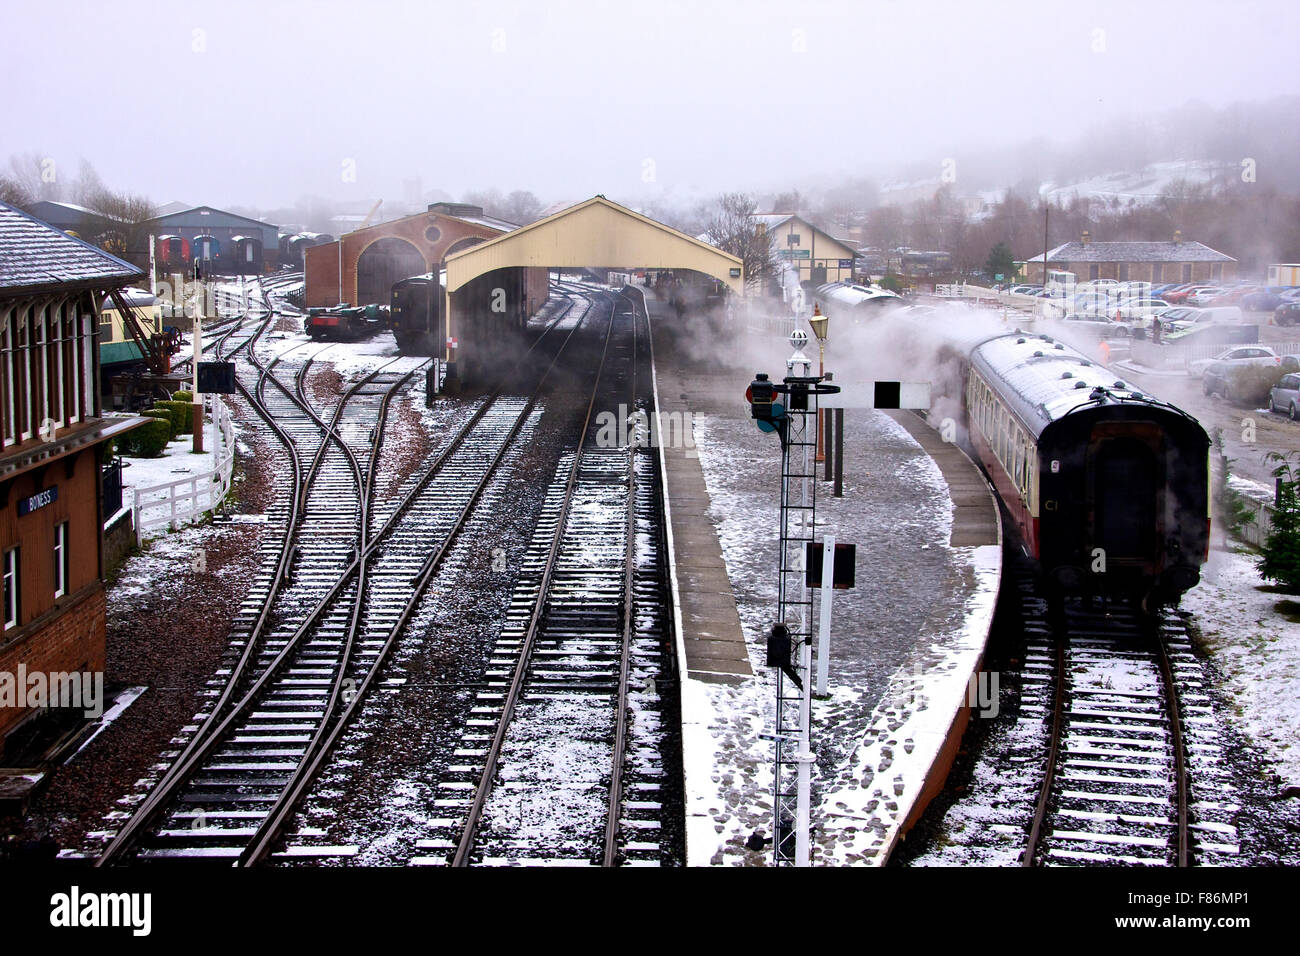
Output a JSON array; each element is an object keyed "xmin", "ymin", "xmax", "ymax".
[
  {"xmin": 356, "ymin": 237, "xmax": 426, "ymax": 306},
  {"xmin": 441, "ymin": 236, "xmax": 485, "ymax": 264}
]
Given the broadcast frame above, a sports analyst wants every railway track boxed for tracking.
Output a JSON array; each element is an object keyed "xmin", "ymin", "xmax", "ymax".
[
  {"xmin": 403, "ymin": 284, "xmax": 675, "ymax": 867},
  {"xmin": 1022, "ymin": 596, "xmax": 1241, "ymax": 866},
  {"xmin": 93, "ymin": 284, "xmax": 636, "ymax": 865}
]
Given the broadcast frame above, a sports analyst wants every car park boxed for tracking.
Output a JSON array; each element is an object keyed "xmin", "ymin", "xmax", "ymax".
[{"xmin": 1269, "ymin": 372, "xmax": 1300, "ymax": 420}]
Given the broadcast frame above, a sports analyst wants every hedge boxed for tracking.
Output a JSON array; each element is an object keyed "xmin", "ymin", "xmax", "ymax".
[
  {"xmin": 120, "ymin": 418, "xmax": 172, "ymax": 458},
  {"xmin": 139, "ymin": 408, "xmax": 176, "ymax": 440},
  {"xmin": 156, "ymin": 400, "xmax": 192, "ymax": 434},
  {"xmin": 1222, "ymin": 365, "xmax": 1287, "ymax": 404}
]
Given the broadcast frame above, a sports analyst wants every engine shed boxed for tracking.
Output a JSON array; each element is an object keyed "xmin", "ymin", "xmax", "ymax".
[{"xmin": 304, "ymin": 203, "xmax": 527, "ymax": 310}]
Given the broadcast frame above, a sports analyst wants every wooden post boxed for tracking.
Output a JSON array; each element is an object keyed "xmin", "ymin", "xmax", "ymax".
[
  {"xmin": 823, "ymin": 410, "xmax": 833, "ymax": 481},
  {"xmin": 833, "ymin": 409, "xmax": 844, "ymax": 498}
]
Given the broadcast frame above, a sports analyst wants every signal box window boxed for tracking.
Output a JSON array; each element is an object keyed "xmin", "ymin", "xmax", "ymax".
[
  {"xmin": 54, "ymin": 521, "xmax": 69, "ymax": 599},
  {"xmin": 3, "ymin": 547, "xmax": 18, "ymax": 630}
]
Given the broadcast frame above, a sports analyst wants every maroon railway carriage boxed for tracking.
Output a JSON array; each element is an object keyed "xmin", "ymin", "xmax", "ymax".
[{"xmin": 964, "ymin": 330, "xmax": 1210, "ymax": 604}]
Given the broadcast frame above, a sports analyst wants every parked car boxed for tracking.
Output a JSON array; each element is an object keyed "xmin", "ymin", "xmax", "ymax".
[
  {"xmin": 1206, "ymin": 285, "xmax": 1259, "ymax": 306},
  {"xmin": 1166, "ymin": 284, "xmax": 1214, "ymax": 304},
  {"xmin": 1188, "ymin": 287, "xmax": 1227, "ymax": 306},
  {"xmin": 1189, "ymin": 344, "xmax": 1279, "ymax": 379},
  {"xmin": 1116, "ymin": 297, "xmax": 1172, "ymax": 320},
  {"xmin": 1154, "ymin": 306, "xmax": 1199, "ymax": 328},
  {"xmin": 1274, "ymin": 300, "xmax": 1300, "ymax": 326},
  {"xmin": 1242, "ymin": 286, "xmax": 1299, "ymax": 311},
  {"xmin": 1271, "ymin": 373, "xmax": 1300, "ymax": 419}
]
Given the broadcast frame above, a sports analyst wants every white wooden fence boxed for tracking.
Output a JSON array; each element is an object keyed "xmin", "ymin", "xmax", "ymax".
[{"xmin": 132, "ymin": 398, "xmax": 236, "ymax": 543}]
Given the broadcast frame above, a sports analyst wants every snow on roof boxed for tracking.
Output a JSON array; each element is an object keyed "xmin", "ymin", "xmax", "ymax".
[
  {"xmin": 0, "ymin": 200, "xmax": 142, "ymax": 294},
  {"xmin": 1025, "ymin": 240, "xmax": 1235, "ymax": 263}
]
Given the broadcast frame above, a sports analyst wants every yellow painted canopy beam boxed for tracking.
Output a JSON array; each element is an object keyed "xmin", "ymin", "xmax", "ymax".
[{"xmin": 444, "ymin": 196, "xmax": 744, "ymax": 296}]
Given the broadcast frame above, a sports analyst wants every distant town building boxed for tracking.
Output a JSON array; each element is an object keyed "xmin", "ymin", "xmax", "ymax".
[
  {"xmin": 754, "ymin": 214, "xmax": 856, "ymax": 288},
  {"xmin": 0, "ymin": 201, "xmax": 148, "ymax": 748},
  {"xmin": 1022, "ymin": 232, "xmax": 1237, "ymax": 284}
]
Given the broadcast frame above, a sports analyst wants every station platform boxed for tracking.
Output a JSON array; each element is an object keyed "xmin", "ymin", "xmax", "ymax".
[{"xmin": 638, "ymin": 288, "xmax": 1002, "ymax": 866}]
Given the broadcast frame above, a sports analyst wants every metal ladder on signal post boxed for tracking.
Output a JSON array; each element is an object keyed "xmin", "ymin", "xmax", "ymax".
[{"xmin": 771, "ymin": 358, "xmax": 822, "ymax": 866}]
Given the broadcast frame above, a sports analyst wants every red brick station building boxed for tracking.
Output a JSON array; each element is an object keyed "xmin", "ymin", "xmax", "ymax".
[{"xmin": 0, "ymin": 201, "xmax": 145, "ymax": 751}]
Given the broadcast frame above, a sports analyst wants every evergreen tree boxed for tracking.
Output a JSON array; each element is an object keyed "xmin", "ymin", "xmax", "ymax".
[
  {"xmin": 984, "ymin": 241, "xmax": 1016, "ymax": 281},
  {"xmin": 1259, "ymin": 452, "xmax": 1300, "ymax": 591}
]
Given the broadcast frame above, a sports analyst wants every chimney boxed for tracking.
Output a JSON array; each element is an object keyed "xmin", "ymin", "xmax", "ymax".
[
  {"xmin": 1081, "ymin": 230, "xmax": 1090, "ymax": 245},
  {"xmin": 1173, "ymin": 229, "xmax": 1182, "ymax": 244}
]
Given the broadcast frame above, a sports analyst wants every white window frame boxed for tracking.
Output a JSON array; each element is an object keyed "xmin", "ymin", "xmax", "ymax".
[
  {"xmin": 4, "ymin": 547, "xmax": 19, "ymax": 630},
  {"xmin": 53, "ymin": 521, "xmax": 68, "ymax": 600}
]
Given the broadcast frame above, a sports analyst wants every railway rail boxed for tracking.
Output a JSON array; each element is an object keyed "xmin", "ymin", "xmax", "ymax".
[
  {"xmin": 94, "ymin": 282, "xmax": 664, "ymax": 865},
  {"xmin": 400, "ymin": 284, "xmax": 675, "ymax": 867},
  {"xmin": 1021, "ymin": 593, "xmax": 1240, "ymax": 866}
]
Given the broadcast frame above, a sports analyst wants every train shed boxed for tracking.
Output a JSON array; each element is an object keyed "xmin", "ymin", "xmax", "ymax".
[{"xmin": 443, "ymin": 196, "xmax": 743, "ymax": 375}]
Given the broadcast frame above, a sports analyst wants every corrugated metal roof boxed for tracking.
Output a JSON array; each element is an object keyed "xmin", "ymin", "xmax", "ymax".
[
  {"xmin": 1025, "ymin": 240, "xmax": 1234, "ymax": 263},
  {"xmin": 813, "ymin": 281, "xmax": 900, "ymax": 310},
  {"xmin": 0, "ymin": 200, "xmax": 142, "ymax": 294}
]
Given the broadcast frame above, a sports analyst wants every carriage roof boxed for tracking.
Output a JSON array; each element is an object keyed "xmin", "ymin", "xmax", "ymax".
[{"xmin": 969, "ymin": 330, "xmax": 1186, "ymax": 437}]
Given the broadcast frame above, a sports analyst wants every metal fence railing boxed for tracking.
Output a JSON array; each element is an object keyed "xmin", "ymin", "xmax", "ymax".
[
  {"xmin": 1131, "ymin": 339, "xmax": 1300, "ymax": 371},
  {"xmin": 101, "ymin": 458, "xmax": 124, "ymax": 518},
  {"xmin": 132, "ymin": 397, "xmax": 236, "ymax": 544}
]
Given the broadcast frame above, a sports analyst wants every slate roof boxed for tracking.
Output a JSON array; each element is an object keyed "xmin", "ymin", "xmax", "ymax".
[
  {"xmin": 1025, "ymin": 240, "xmax": 1235, "ymax": 263},
  {"xmin": 141, "ymin": 204, "xmax": 276, "ymax": 230},
  {"xmin": 0, "ymin": 200, "xmax": 142, "ymax": 295}
]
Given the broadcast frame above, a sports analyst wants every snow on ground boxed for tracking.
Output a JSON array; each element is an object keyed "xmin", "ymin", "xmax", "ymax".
[
  {"xmin": 1181, "ymin": 547, "xmax": 1300, "ymax": 788},
  {"xmin": 680, "ymin": 407, "xmax": 999, "ymax": 865},
  {"xmin": 120, "ymin": 433, "xmax": 220, "ymax": 503}
]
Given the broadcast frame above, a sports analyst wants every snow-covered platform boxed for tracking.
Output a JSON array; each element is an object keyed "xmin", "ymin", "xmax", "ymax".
[{"xmin": 645, "ymin": 296, "xmax": 1002, "ymax": 866}]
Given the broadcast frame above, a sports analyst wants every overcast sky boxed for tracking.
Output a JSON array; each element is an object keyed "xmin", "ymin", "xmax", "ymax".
[{"xmin": 5, "ymin": 0, "xmax": 1300, "ymax": 209}]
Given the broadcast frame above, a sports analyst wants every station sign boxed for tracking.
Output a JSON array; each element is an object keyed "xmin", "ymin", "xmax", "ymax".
[{"xmin": 18, "ymin": 486, "xmax": 58, "ymax": 517}]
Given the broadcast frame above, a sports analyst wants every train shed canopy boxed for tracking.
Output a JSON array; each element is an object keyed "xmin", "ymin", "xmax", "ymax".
[{"xmin": 444, "ymin": 196, "xmax": 744, "ymax": 296}]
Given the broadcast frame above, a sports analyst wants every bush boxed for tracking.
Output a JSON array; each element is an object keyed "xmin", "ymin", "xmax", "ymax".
[
  {"xmin": 156, "ymin": 400, "xmax": 192, "ymax": 434},
  {"xmin": 1223, "ymin": 364, "xmax": 1286, "ymax": 404},
  {"xmin": 1260, "ymin": 452, "xmax": 1300, "ymax": 592},
  {"xmin": 120, "ymin": 418, "xmax": 171, "ymax": 458},
  {"xmin": 172, "ymin": 390, "xmax": 193, "ymax": 404},
  {"xmin": 138, "ymin": 407, "xmax": 175, "ymax": 438}
]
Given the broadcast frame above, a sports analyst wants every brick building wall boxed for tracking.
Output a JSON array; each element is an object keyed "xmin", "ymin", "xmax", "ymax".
[
  {"xmin": 0, "ymin": 585, "xmax": 105, "ymax": 740},
  {"xmin": 305, "ymin": 211, "xmax": 510, "ymax": 308}
]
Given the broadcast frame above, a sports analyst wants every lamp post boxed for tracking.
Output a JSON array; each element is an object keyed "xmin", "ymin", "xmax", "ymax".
[{"xmin": 809, "ymin": 305, "xmax": 828, "ymax": 464}]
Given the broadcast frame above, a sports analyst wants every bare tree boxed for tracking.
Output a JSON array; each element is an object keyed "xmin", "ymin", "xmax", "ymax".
[
  {"xmin": 702, "ymin": 193, "xmax": 770, "ymax": 293},
  {"xmin": 501, "ymin": 190, "xmax": 543, "ymax": 224},
  {"xmin": 0, "ymin": 176, "xmax": 32, "ymax": 208},
  {"xmin": 6, "ymin": 151, "xmax": 60, "ymax": 203}
]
